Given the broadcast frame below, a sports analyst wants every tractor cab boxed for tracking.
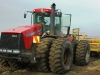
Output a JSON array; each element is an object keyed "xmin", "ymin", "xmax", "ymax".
[{"xmin": 24, "ymin": 8, "xmax": 71, "ymax": 37}]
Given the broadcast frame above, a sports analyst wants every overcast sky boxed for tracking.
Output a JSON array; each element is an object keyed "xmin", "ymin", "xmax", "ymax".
[{"xmin": 0, "ymin": 0, "xmax": 100, "ymax": 36}]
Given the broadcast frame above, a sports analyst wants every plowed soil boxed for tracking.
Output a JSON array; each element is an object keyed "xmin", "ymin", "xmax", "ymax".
[{"xmin": 0, "ymin": 56, "xmax": 100, "ymax": 75}]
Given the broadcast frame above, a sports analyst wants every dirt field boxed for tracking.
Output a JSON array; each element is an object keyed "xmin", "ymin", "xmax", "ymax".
[{"xmin": 0, "ymin": 56, "xmax": 100, "ymax": 75}]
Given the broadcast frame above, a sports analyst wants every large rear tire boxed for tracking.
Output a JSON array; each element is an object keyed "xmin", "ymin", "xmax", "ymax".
[
  {"xmin": 75, "ymin": 40, "xmax": 90, "ymax": 66},
  {"xmin": 36, "ymin": 38, "xmax": 54, "ymax": 72},
  {"xmin": 49, "ymin": 38, "xmax": 73, "ymax": 74}
]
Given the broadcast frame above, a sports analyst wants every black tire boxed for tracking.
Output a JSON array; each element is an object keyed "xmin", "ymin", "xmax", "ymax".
[
  {"xmin": 75, "ymin": 40, "xmax": 90, "ymax": 66},
  {"xmin": 49, "ymin": 38, "xmax": 73, "ymax": 74},
  {"xmin": 72, "ymin": 40, "xmax": 78, "ymax": 63},
  {"xmin": 0, "ymin": 59, "xmax": 10, "ymax": 71},
  {"xmin": 0, "ymin": 59, "xmax": 21, "ymax": 71},
  {"xmin": 8, "ymin": 60, "xmax": 20, "ymax": 71},
  {"xmin": 36, "ymin": 38, "xmax": 54, "ymax": 72}
]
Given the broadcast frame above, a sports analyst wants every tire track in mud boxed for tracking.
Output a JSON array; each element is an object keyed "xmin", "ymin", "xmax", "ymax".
[{"xmin": 0, "ymin": 57, "xmax": 100, "ymax": 75}]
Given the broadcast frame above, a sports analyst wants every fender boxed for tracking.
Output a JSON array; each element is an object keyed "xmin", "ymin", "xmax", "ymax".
[{"xmin": 66, "ymin": 35, "xmax": 74, "ymax": 42}]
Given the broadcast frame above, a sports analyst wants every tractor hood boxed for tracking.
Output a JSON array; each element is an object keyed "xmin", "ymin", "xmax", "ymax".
[
  {"xmin": 1, "ymin": 24, "xmax": 42, "ymax": 50},
  {"xmin": 1, "ymin": 24, "xmax": 42, "ymax": 34}
]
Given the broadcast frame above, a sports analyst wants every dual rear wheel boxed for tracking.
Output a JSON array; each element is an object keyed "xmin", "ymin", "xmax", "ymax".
[
  {"xmin": 75, "ymin": 40, "xmax": 90, "ymax": 65},
  {"xmin": 36, "ymin": 38, "xmax": 90, "ymax": 74},
  {"xmin": 49, "ymin": 38, "xmax": 73, "ymax": 74}
]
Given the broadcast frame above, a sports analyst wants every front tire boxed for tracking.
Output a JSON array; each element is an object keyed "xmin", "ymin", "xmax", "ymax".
[
  {"xmin": 0, "ymin": 59, "xmax": 12, "ymax": 71},
  {"xmin": 36, "ymin": 38, "xmax": 54, "ymax": 72},
  {"xmin": 49, "ymin": 38, "xmax": 73, "ymax": 74},
  {"xmin": 8, "ymin": 60, "xmax": 20, "ymax": 71}
]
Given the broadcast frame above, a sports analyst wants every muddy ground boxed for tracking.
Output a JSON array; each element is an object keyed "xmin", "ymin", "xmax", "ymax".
[{"xmin": 0, "ymin": 56, "xmax": 100, "ymax": 75}]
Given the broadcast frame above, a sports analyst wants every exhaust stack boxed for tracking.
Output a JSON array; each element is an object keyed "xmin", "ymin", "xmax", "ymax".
[{"xmin": 50, "ymin": 3, "xmax": 56, "ymax": 35}]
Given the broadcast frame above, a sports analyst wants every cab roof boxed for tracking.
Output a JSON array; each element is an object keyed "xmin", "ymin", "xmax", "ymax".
[{"xmin": 33, "ymin": 8, "xmax": 52, "ymax": 13}]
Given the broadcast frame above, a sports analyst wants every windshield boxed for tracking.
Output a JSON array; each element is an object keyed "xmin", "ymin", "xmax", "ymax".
[
  {"xmin": 33, "ymin": 13, "xmax": 61, "ymax": 33},
  {"xmin": 32, "ymin": 13, "xmax": 71, "ymax": 36},
  {"xmin": 33, "ymin": 13, "xmax": 50, "ymax": 32}
]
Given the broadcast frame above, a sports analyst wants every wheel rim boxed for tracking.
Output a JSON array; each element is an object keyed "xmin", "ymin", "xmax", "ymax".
[
  {"xmin": 85, "ymin": 44, "xmax": 90, "ymax": 63},
  {"xmin": 86, "ymin": 50, "xmax": 90, "ymax": 63},
  {"xmin": 63, "ymin": 48, "xmax": 72, "ymax": 69},
  {"xmin": 64, "ymin": 50, "xmax": 67, "ymax": 64}
]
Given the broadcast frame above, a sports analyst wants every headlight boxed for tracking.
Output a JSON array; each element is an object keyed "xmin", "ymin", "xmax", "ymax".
[
  {"xmin": 0, "ymin": 49, "xmax": 2, "ymax": 52},
  {"xmin": 3, "ymin": 50, "xmax": 6, "ymax": 52},
  {"xmin": 0, "ymin": 49, "xmax": 20, "ymax": 53},
  {"xmin": 7, "ymin": 50, "xmax": 12, "ymax": 53},
  {"xmin": 13, "ymin": 50, "xmax": 20, "ymax": 53}
]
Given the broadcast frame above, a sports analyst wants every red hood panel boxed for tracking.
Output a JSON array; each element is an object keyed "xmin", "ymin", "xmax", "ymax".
[
  {"xmin": 2, "ymin": 24, "xmax": 41, "ymax": 34},
  {"xmin": 1, "ymin": 24, "xmax": 43, "ymax": 50}
]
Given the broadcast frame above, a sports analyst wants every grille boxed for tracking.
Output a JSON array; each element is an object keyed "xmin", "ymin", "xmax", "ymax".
[{"xmin": 1, "ymin": 33, "xmax": 24, "ymax": 50}]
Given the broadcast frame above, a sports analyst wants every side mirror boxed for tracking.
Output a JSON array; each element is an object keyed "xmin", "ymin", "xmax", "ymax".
[{"xmin": 24, "ymin": 13, "xmax": 27, "ymax": 18}]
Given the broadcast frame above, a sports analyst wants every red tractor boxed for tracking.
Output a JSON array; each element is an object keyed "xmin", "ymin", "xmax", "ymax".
[{"xmin": 0, "ymin": 3, "xmax": 90, "ymax": 74}]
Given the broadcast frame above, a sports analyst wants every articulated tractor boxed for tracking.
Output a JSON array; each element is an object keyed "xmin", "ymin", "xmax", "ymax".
[{"xmin": 0, "ymin": 3, "xmax": 90, "ymax": 74}]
